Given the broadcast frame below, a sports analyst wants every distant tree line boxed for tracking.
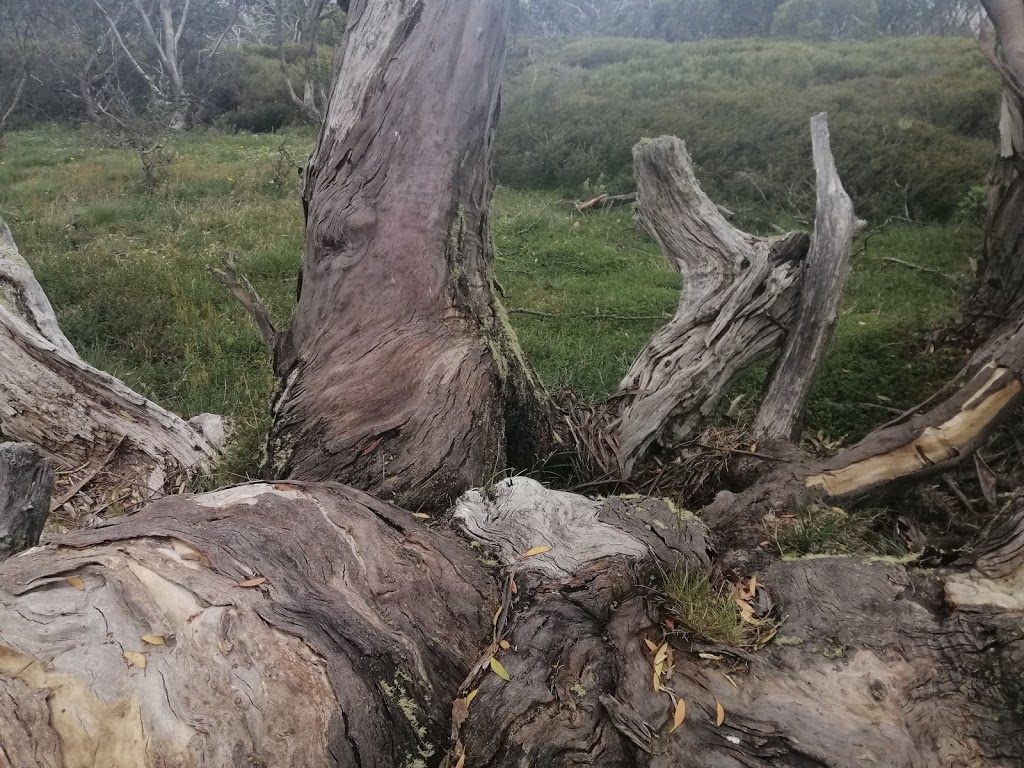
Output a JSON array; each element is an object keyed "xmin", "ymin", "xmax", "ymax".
[
  {"xmin": 0, "ymin": 0, "xmax": 344, "ymax": 135},
  {"xmin": 512, "ymin": 0, "xmax": 981, "ymax": 40}
]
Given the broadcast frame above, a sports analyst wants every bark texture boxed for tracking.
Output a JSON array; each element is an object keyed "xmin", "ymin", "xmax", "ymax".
[
  {"xmin": 1, "ymin": 480, "xmax": 1020, "ymax": 767},
  {"xmin": 966, "ymin": 2, "xmax": 1024, "ymax": 339},
  {"xmin": 614, "ymin": 137, "xmax": 810, "ymax": 474},
  {"xmin": 806, "ymin": 315, "xmax": 1024, "ymax": 499},
  {"xmin": 266, "ymin": 0, "xmax": 547, "ymax": 507},
  {"xmin": 754, "ymin": 113, "xmax": 864, "ymax": 440},
  {"xmin": 0, "ymin": 443, "xmax": 52, "ymax": 563},
  {"xmin": 0, "ymin": 218, "xmax": 222, "ymax": 499}
]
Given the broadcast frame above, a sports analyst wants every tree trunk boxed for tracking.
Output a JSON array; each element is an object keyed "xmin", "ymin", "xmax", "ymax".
[
  {"xmin": 265, "ymin": 0, "xmax": 548, "ymax": 508},
  {"xmin": 965, "ymin": 2, "xmax": 1024, "ymax": 339},
  {"xmin": 1, "ymin": 480, "xmax": 1020, "ymax": 767},
  {"xmin": 613, "ymin": 137, "xmax": 810, "ymax": 475},
  {"xmin": 0, "ymin": 218, "xmax": 223, "ymax": 507},
  {"xmin": 0, "ymin": 443, "xmax": 52, "ymax": 563}
]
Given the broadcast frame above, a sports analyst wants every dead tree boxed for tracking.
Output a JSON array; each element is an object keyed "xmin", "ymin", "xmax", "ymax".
[
  {"xmin": 2, "ymin": 0, "xmax": 1024, "ymax": 766},
  {"xmin": 274, "ymin": 0, "xmax": 337, "ymax": 123}
]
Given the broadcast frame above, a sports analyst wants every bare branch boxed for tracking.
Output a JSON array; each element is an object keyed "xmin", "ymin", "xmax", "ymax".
[
  {"xmin": 210, "ymin": 254, "xmax": 278, "ymax": 353},
  {"xmin": 754, "ymin": 113, "xmax": 864, "ymax": 441}
]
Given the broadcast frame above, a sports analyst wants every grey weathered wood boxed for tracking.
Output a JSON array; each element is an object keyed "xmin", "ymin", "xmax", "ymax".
[
  {"xmin": 0, "ymin": 442, "xmax": 53, "ymax": 562},
  {"xmin": 0, "ymin": 216, "xmax": 223, "ymax": 499},
  {"xmin": 2, "ymin": 482, "xmax": 1020, "ymax": 767},
  {"xmin": 613, "ymin": 136, "xmax": 810, "ymax": 474},
  {"xmin": 965, "ymin": 3, "xmax": 1024, "ymax": 339},
  {"xmin": 754, "ymin": 113, "xmax": 864, "ymax": 441}
]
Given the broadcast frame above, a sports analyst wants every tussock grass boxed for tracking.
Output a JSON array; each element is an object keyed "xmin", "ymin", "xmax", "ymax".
[
  {"xmin": 662, "ymin": 565, "xmax": 749, "ymax": 647},
  {"xmin": 770, "ymin": 503, "xmax": 906, "ymax": 558}
]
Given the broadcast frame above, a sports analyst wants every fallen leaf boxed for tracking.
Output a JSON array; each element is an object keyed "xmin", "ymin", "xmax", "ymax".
[
  {"xmin": 654, "ymin": 642, "xmax": 669, "ymax": 666},
  {"xmin": 141, "ymin": 635, "xmax": 165, "ymax": 646},
  {"xmin": 716, "ymin": 700, "xmax": 726, "ymax": 727},
  {"xmin": 523, "ymin": 545, "xmax": 551, "ymax": 558},
  {"xmin": 644, "ymin": 638, "xmax": 659, "ymax": 652},
  {"xmin": 237, "ymin": 577, "xmax": 267, "ymax": 588},
  {"xmin": 698, "ymin": 652, "xmax": 723, "ymax": 661},
  {"xmin": 492, "ymin": 606, "xmax": 502, "ymax": 626},
  {"xmin": 653, "ymin": 661, "xmax": 664, "ymax": 692},
  {"xmin": 455, "ymin": 753, "xmax": 466, "ymax": 768},
  {"xmin": 499, "ymin": 640, "xmax": 511, "ymax": 650},
  {"xmin": 123, "ymin": 651, "xmax": 147, "ymax": 669},
  {"xmin": 669, "ymin": 698, "xmax": 686, "ymax": 732},
  {"xmin": 412, "ymin": 513, "xmax": 431, "ymax": 519},
  {"xmin": 489, "ymin": 656, "xmax": 511, "ymax": 681},
  {"xmin": 466, "ymin": 688, "xmax": 479, "ymax": 706},
  {"xmin": 748, "ymin": 574, "xmax": 757, "ymax": 599},
  {"xmin": 664, "ymin": 618, "xmax": 675, "ymax": 630},
  {"xmin": 722, "ymin": 671, "xmax": 739, "ymax": 689},
  {"xmin": 66, "ymin": 576, "xmax": 85, "ymax": 590},
  {"xmin": 510, "ymin": 578, "xmax": 518, "ymax": 594}
]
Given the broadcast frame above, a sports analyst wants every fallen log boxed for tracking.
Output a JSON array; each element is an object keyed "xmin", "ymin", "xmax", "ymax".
[
  {"xmin": 0, "ymin": 442, "xmax": 52, "ymax": 562},
  {"xmin": 1, "ymin": 479, "xmax": 1020, "ymax": 766},
  {"xmin": 574, "ymin": 192, "xmax": 637, "ymax": 212}
]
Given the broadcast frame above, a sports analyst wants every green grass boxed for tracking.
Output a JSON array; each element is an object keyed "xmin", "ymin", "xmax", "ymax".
[
  {"xmin": 770, "ymin": 503, "xmax": 906, "ymax": 558},
  {"xmin": 498, "ymin": 36, "xmax": 997, "ymax": 222},
  {"xmin": 661, "ymin": 565, "xmax": 750, "ymax": 647},
  {"xmin": 0, "ymin": 124, "xmax": 976, "ymax": 477}
]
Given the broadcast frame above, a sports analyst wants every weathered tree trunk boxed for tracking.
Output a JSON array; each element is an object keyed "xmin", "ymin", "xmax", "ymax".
[
  {"xmin": 1, "ymin": 480, "xmax": 1020, "ymax": 767},
  {"xmin": 0, "ymin": 443, "xmax": 52, "ymax": 563},
  {"xmin": 612, "ymin": 137, "xmax": 810, "ymax": 475},
  {"xmin": 0, "ymin": 218, "xmax": 222, "ymax": 504},
  {"xmin": 754, "ymin": 114, "xmax": 864, "ymax": 440},
  {"xmin": 965, "ymin": 2, "xmax": 1024, "ymax": 339},
  {"xmin": 264, "ymin": 0, "xmax": 548, "ymax": 507}
]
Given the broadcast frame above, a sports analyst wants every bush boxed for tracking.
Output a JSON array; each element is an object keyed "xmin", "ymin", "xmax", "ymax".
[{"xmin": 495, "ymin": 36, "xmax": 999, "ymax": 222}]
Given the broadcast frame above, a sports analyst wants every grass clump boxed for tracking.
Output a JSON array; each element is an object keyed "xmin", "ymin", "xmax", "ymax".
[
  {"xmin": 662, "ymin": 565, "xmax": 749, "ymax": 648},
  {"xmin": 770, "ymin": 503, "xmax": 905, "ymax": 558}
]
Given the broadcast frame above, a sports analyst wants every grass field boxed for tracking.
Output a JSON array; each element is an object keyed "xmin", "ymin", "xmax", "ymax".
[{"xmin": 0, "ymin": 126, "xmax": 977, "ymax": 478}]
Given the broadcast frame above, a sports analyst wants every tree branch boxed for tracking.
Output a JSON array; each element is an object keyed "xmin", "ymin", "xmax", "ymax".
[
  {"xmin": 210, "ymin": 254, "xmax": 278, "ymax": 353},
  {"xmin": 754, "ymin": 112, "xmax": 864, "ymax": 441}
]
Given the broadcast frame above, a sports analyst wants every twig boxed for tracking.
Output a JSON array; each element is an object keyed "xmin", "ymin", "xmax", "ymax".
[
  {"xmin": 51, "ymin": 436, "xmax": 125, "ymax": 512},
  {"xmin": 508, "ymin": 308, "xmax": 670, "ymax": 322},
  {"xmin": 210, "ymin": 254, "xmax": 278, "ymax": 352},
  {"xmin": 694, "ymin": 442, "xmax": 788, "ymax": 462},
  {"xmin": 881, "ymin": 257, "xmax": 963, "ymax": 286}
]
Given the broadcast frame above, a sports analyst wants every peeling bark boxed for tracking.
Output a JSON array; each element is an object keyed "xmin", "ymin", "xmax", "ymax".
[
  {"xmin": 1, "ymin": 480, "xmax": 1020, "ymax": 767},
  {"xmin": 0, "ymin": 443, "xmax": 52, "ymax": 563},
  {"xmin": 806, "ymin": 315, "xmax": 1024, "ymax": 499},
  {"xmin": 0, "ymin": 218, "xmax": 222, "ymax": 499},
  {"xmin": 965, "ymin": 4, "xmax": 1024, "ymax": 339},
  {"xmin": 265, "ymin": 0, "xmax": 549, "ymax": 507}
]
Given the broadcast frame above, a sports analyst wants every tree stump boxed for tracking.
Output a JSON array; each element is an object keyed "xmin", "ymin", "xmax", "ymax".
[{"xmin": 0, "ymin": 442, "xmax": 53, "ymax": 562}]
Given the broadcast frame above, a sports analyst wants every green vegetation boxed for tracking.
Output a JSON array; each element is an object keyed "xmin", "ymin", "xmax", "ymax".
[
  {"xmin": 498, "ymin": 36, "xmax": 997, "ymax": 221},
  {"xmin": 770, "ymin": 503, "xmax": 905, "ymax": 558},
  {"xmin": 0, "ymin": 100, "xmax": 977, "ymax": 478},
  {"xmin": 661, "ymin": 565, "xmax": 749, "ymax": 647}
]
